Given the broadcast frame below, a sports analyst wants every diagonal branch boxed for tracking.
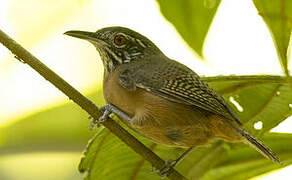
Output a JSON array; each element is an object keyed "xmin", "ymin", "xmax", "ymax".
[{"xmin": 0, "ymin": 29, "xmax": 187, "ymax": 180}]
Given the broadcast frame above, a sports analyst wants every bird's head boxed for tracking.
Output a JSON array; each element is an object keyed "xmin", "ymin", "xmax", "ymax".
[{"xmin": 64, "ymin": 26, "xmax": 162, "ymax": 72}]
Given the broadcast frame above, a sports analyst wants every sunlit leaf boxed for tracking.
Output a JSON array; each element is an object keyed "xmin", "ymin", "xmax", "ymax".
[
  {"xmin": 253, "ymin": 0, "xmax": 292, "ymax": 76},
  {"xmin": 156, "ymin": 0, "xmax": 221, "ymax": 58}
]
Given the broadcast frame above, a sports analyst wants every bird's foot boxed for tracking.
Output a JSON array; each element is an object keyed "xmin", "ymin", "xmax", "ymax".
[
  {"xmin": 154, "ymin": 147, "xmax": 194, "ymax": 177},
  {"xmin": 89, "ymin": 104, "xmax": 131, "ymax": 130},
  {"xmin": 152, "ymin": 159, "xmax": 178, "ymax": 178},
  {"xmin": 89, "ymin": 106, "xmax": 111, "ymax": 130}
]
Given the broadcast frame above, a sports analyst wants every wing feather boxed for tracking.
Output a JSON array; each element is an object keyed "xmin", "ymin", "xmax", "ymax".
[{"xmin": 118, "ymin": 56, "xmax": 242, "ymax": 125}]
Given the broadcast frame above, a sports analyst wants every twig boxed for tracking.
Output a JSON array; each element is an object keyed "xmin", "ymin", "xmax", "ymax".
[{"xmin": 0, "ymin": 29, "xmax": 187, "ymax": 180}]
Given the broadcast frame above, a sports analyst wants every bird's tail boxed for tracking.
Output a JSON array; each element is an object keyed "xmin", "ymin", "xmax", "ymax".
[{"xmin": 235, "ymin": 127, "xmax": 282, "ymax": 164}]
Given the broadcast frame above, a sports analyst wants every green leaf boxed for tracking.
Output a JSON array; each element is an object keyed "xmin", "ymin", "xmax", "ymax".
[
  {"xmin": 79, "ymin": 129, "xmax": 292, "ymax": 180},
  {"xmin": 0, "ymin": 89, "xmax": 105, "ymax": 154},
  {"xmin": 253, "ymin": 0, "xmax": 292, "ymax": 76},
  {"xmin": 79, "ymin": 126, "xmax": 160, "ymax": 180},
  {"xmin": 201, "ymin": 133, "xmax": 292, "ymax": 180},
  {"xmin": 80, "ymin": 75, "xmax": 292, "ymax": 180},
  {"xmin": 156, "ymin": 0, "xmax": 221, "ymax": 58}
]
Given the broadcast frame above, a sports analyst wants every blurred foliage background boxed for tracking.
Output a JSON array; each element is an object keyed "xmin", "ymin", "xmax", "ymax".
[{"xmin": 0, "ymin": 0, "xmax": 292, "ymax": 179}]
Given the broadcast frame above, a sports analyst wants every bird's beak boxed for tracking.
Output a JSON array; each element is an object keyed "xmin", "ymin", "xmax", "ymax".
[{"xmin": 64, "ymin": 30, "xmax": 98, "ymax": 42}]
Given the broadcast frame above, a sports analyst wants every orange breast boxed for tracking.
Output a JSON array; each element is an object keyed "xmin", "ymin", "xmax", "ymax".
[{"xmin": 103, "ymin": 70, "xmax": 144, "ymax": 118}]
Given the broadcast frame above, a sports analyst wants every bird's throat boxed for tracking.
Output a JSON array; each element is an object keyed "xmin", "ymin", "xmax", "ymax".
[{"xmin": 97, "ymin": 48, "xmax": 120, "ymax": 73}]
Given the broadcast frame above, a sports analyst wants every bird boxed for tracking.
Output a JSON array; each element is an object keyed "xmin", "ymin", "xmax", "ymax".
[{"xmin": 64, "ymin": 26, "xmax": 281, "ymax": 176}]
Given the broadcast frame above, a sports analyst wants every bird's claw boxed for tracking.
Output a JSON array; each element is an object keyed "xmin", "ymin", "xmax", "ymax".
[
  {"xmin": 158, "ymin": 159, "xmax": 177, "ymax": 177},
  {"xmin": 151, "ymin": 166, "xmax": 157, "ymax": 173},
  {"xmin": 89, "ymin": 104, "xmax": 131, "ymax": 130},
  {"xmin": 89, "ymin": 105, "xmax": 112, "ymax": 130},
  {"xmin": 98, "ymin": 109, "xmax": 111, "ymax": 125},
  {"xmin": 151, "ymin": 159, "xmax": 177, "ymax": 177}
]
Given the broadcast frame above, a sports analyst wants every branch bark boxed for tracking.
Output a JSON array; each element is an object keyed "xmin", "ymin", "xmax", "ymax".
[{"xmin": 0, "ymin": 29, "xmax": 187, "ymax": 180}]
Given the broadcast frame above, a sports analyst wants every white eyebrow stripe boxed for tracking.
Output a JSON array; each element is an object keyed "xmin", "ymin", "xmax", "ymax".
[
  {"xmin": 136, "ymin": 39, "xmax": 146, "ymax": 48},
  {"xmin": 131, "ymin": 52, "xmax": 142, "ymax": 56},
  {"xmin": 104, "ymin": 46, "xmax": 123, "ymax": 64},
  {"xmin": 123, "ymin": 51, "xmax": 131, "ymax": 60}
]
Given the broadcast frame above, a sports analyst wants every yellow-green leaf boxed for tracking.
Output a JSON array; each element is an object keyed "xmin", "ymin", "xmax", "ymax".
[
  {"xmin": 253, "ymin": 0, "xmax": 292, "ymax": 76},
  {"xmin": 156, "ymin": 0, "xmax": 221, "ymax": 58}
]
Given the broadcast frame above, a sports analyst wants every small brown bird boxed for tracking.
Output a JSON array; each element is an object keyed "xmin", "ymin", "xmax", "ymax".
[{"xmin": 65, "ymin": 26, "xmax": 281, "ymax": 176}]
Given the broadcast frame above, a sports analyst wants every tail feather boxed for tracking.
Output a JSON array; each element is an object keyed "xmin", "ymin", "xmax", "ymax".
[{"xmin": 238, "ymin": 128, "xmax": 281, "ymax": 164}]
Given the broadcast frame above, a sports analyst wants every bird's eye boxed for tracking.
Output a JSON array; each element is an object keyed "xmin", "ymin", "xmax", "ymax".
[{"xmin": 114, "ymin": 34, "xmax": 127, "ymax": 46}]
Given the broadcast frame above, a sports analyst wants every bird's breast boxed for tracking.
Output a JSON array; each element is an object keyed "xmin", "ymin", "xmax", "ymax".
[{"xmin": 103, "ymin": 70, "xmax": 138, "ymax": 118}]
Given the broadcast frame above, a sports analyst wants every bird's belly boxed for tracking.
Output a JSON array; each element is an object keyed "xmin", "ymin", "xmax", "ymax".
[
  {"xmin": 129, "ymin": 91, "xmax": 215, "ymax": 147},
  {"xmin": 134, "ymin": 124, "xmax": 212, "ymax": 147}
]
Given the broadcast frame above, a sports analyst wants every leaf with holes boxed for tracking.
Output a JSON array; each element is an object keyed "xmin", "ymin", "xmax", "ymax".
[
  {"xmin": 80, "ymin": 75, "xmax": 292, "ymax": 180},
  {"xmin": 252, "ymin": 0, "xmax": 292, "ymax": 76},
  {"xmin": 204, "ymin": 75, "xmax": 292, "ymax": 136},
  {"xmin": 156, "ymin": 0, "xmax": 221, "ymax": 58}
]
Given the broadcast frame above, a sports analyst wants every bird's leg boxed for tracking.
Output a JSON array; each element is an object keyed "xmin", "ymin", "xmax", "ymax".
[
  {"xmin": 90, "ymin": 104, "xmax": 131, "ymax": 130},
  {"xmin": 158, "ymin": 147, "xmax": 194, "ymax": 177}
]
